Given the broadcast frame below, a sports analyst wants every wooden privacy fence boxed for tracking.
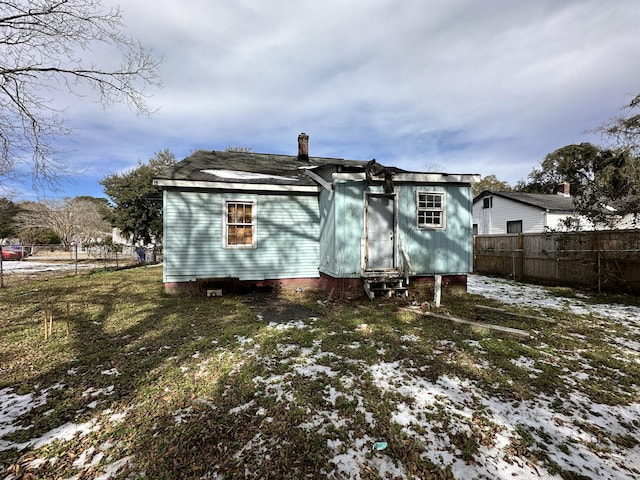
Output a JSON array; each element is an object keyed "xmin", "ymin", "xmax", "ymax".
[{"xmin": 473, "ymin": 230, "xmax": 640, "ymax": 294}]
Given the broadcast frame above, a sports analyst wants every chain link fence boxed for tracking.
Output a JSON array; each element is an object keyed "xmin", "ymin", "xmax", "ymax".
[{"xmin": 0, "ymin": 244, "xmax": 162, "ymax": 288}]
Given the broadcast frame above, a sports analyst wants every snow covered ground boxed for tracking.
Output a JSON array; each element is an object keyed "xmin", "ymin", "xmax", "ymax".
[
  {"xmin": 468, "ymin": 274, "xmax": 640, "ymax": 325},
  {"xmin": 0, "ymin": 260, "xmax": 102, "ymax": 274},
  {"xmin": 1, "ymin": 274, "xmax": 639, "ymax": 479}
]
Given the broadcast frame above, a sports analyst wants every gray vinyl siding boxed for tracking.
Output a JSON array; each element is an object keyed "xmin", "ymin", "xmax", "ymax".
[
  {"xmin": 163, "ymin": 190, "xmax": 320, "ymax": 283},
  {"xmin": 473, "ymin": 196, "xmax": 546, "ymax": 234}
]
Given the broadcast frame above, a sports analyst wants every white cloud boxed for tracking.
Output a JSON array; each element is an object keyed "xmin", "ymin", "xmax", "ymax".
[{"xmin": 9, "ymin": 0, "xmax": 640, "ymax": 198}]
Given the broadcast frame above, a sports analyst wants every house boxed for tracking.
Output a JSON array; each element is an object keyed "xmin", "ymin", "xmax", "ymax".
[
  {"xmin": 153, "ymin": 134, "xmax": 480, "ymax": 298},
  {"xmin": 473, "ymin": 185, "xmax": 637, "ymax": 235},
  {"xmin": 473, "ymin": 186, "xmax": 579, "ymax": 235}
]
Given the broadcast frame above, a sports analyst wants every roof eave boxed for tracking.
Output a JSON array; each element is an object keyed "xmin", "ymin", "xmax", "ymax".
[{"xmin": 153, "ymin": 179, "xmax": 320, "ymax": 193}]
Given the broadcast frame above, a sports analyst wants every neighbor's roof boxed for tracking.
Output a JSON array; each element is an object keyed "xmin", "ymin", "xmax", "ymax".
[
  {"xmin": 474, "ymin": 190, "xmax": 575, "ymax": 212},
  {"xmin": 153, "ymin": 150, "xmax": 479, "ymax": 191}
]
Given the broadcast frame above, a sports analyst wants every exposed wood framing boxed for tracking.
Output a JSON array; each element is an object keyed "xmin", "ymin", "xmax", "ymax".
[
  {"xmin": 401, "ymin": 308, "xmax": 531, "ymax": 340},
  {"xmin": 304, "ymin": 170, "xmax": 333, "ymax": 192}
]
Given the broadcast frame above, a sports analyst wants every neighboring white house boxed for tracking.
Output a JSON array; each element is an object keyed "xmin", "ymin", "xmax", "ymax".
[
  {"xmin": 473, "ymin": 185, "xmax": 583, "ymax": 235},
  {"xmin": 473, "ymin": 185, "xmax": 637, "ymax": 234},
  {"xmin": 111, "ymin": 227, "xmax": 132, "ymax": 246}
]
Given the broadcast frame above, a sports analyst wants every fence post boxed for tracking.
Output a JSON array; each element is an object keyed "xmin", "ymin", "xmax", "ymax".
[
  {"xmin": 518, "ymin": 233, "xmax": 524, "ymax": 280},
  {"xmin": 74, "ymin": 243, "xmax": 78, "ymax": 275},
  {"xmin": 596, "ymin": 230, "xmax": 601, "ymax": 294},
  {"xmin": 0, "ymin": 253, "xmax": 3, "ymax": 288},
  {"xmin": 472, "ymin": 235, "xmax": 477, "ymax": 272}
]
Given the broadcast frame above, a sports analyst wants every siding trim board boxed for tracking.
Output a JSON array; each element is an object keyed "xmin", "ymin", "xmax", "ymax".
[{"xmin": 154, "ymin": 179, "xmax": 319, "ymax": 193}]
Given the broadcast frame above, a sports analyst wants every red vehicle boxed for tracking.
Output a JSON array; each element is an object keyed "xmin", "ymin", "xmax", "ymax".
[{"xmin": 1, "ymin": 246, "xmax": 29, "ymax": 261}]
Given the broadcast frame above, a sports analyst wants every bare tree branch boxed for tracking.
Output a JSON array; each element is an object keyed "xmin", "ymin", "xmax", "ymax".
[
  {"xmin": 0, "ymin": 0, "xmax": 162, "ymax": 188},
  {"xmin": 17, "ymin": 196, "xmax": 112, "ymax": 245}
]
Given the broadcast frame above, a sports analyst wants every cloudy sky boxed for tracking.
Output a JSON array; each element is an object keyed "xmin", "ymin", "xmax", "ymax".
[{"xmin": 9, "ymin": 0, "xmax": 640, "ymax": 200}]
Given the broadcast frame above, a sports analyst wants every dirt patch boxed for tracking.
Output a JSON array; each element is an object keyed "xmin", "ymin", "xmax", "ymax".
[{"xmin": 242, "ymin": 293, "xmax": 319, "ymax": 323}]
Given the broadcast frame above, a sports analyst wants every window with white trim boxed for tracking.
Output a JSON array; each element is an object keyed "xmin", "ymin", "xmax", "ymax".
[
  {"xmin": 417, "ymin": 191, "xmax": 445, "ymax": 229},
  {"xmin": 224, "ymin": 201, "xmax": 256, "ymax": 248},
  {"xmin": 506, "ymin": 220, "xmax": 522, "ymax": 234}
]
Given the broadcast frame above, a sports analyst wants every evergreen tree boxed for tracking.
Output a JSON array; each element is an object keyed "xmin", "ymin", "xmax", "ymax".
[
  {"xmin": 100, "ymin": 150, "xmax": 176, "ymax": 244},
  {"xmin": 0, "ymin": 198, "xmax": 22, "ymax": 239}
]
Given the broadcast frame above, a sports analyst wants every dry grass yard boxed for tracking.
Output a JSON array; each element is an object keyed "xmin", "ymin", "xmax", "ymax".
[{"xmin": 1, "ymin": 267, "xmax": 639, "ymax": 479}]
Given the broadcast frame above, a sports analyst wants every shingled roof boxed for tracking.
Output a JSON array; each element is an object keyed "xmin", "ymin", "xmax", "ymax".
[
  {"xmin": 475, "ymin": 190, "xmax": 575, "ymax": 212},
  {"xmin": 154, "ymin": 150, "xmax": 376, "ymax": 187}
]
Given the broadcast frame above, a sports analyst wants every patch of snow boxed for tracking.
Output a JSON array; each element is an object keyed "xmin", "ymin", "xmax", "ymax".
[
  {"xmin": 201, "ymin": 169, "xmax": 297, "ymax": 182},
  {"xmin": 0, "ymin": 388, "xmax": 49, "ymax": 450},
  {"xmin": 400, "ymin": 334, "xmax": 420, "ymax": 343},
  {"xmin": 229, "ymin": 400, "xmax": 255, "ymax": 415},
  {"xmin": 108, "ymin": 413, "xmax": 126, "ymax": 424},
  {"xmin": 1, "ymin": 261, "xmax": 103, "ymax": 273},
  {"xmin": 172, "ymin": 406, "xmax": 194, "ymax": 424},
  {"xmin": 82, "ymin": 385, "xmax": 115, "ymax": 398},
  {"xmin": 468, "ymin": 274, "xmax": 640, "ymax": 327},
  {"xmin": 268, "ymin": 319, "xmax": 309, "ymax": 330},
  {"xmin": 23, "ymin": 418, "xmax": 100, "ymax": 450},
  {"xmin": 510, "ymin": 356, "xmax": 541, "ymax": 372},
  {"xmin": 93, "ymin": 455, "xmax": 133, "ymax": 480}
]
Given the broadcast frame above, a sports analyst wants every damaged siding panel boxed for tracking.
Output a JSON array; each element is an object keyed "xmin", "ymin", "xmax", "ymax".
[
  {"xmin": 163, "ymin": 190, "xmax": 320, "ymax": 283},
  {"xmin": 319, "ymin": 179, "xmax": 369, "ymax": 279},
  {"xmin": 318, "ymin": 187, "xmax": 337, "ymax": 276},
  {"xmin": 332, "ymin": 181, "xmax": 365, "ymax": 278}
]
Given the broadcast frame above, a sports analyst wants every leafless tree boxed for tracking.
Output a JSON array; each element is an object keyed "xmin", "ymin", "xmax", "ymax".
[
  {"xmin": 0, "ymin": 0, "xmax": 161, "ymax": 187},
  {"xmin": 18, "ymin": 197, "xmax": 111, "ymax": 245}
]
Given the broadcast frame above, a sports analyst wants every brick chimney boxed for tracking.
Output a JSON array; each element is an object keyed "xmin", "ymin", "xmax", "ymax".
[
  {"xmin": 556, "ymin": 181, "xmax": 570, "ymax": 197},
  {"xmin": 298, "ymin": 132, "xmax": 309, "ymax": 161}
]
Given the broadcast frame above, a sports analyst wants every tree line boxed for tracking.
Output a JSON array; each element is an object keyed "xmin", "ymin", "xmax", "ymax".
[{"xmin": 0, "ymin": 150, "xmax": 175, "ymax": 247}]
